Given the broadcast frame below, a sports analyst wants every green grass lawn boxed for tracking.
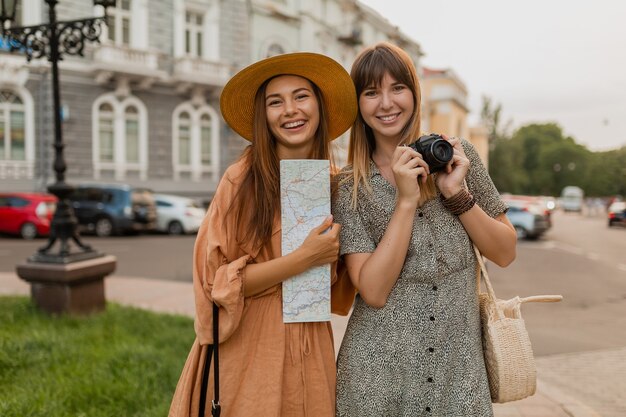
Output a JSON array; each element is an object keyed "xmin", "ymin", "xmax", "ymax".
[{"xmin": 0, "ymin": 296, "xmax": 196, "ymax": 417}]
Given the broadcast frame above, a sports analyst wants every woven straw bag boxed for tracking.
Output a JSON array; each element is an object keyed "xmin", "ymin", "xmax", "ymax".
[{"xmin": 473, "ymin": 244, "xmax": 562, "ymax": 403}]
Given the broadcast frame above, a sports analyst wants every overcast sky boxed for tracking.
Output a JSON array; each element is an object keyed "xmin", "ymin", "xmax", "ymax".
[{"xmin": 359, "ymin": 0, "xmax": 626, "ymax": 151}]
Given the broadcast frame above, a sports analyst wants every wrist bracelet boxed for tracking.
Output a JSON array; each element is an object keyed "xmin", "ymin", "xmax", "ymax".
[{"xmin": 440, "ymin": 189, "xmax": 475, "ymax": 216}]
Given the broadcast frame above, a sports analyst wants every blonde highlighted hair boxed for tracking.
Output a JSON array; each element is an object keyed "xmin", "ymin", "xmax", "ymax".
[{"xmin": 346, "ymin": 42, "xmax": 436, "ymax": 209}]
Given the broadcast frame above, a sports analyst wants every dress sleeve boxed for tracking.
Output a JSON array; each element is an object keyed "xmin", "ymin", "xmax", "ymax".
[
  {"xmin": 192, "ymin": 174, "xmax": 251, "ymax": 345},
  {"xmin": 332, "ymin": 177, "xmax": 376, "ymax": 256},
  {"xmin": 462, "ymin": 139, "xmax": 508, "ymax": 218}
]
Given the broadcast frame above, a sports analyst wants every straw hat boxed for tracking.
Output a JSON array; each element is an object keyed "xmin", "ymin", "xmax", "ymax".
[{"xmin": 220, "ymin": 52, "xmax": 357, "ymax": 141}]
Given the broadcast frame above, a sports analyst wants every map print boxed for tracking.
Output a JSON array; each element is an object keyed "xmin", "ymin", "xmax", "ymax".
[{"xmin": 281, "ymin": 159, "xmax": 331, "ymax": 323}]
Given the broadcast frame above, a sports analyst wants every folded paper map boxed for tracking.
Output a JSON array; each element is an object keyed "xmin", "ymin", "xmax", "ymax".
[{"xmin": 280, "ymin": 159, "xmax": 331, "ymax": 323}]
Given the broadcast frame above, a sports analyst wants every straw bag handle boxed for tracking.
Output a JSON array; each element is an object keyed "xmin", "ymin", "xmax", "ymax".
[
  {"xmin": 473, "ymin": 244, "xmax": 563, "ymax": 309},
  {"xmin": 473, "ymin": 243, "xmax": 505, "ymax": 320},
  {"xmin": 519, "ymin": 295, "xmax": 563, "ymax": 303}
]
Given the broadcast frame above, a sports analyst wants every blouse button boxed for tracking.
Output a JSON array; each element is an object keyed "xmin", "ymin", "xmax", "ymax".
[
  {"xmin": 428, "ymin": 347, "xmax": 435, "ymax": 353},
  {"xmin": 418, "ymin": 212, "xmax": 424, "ymax": 217},
  {"xmin": 427, "ymin": 377, "xmax": 434, "ymax": 383},
  {"xmin": 432, "ymin": 285, "xmax": 438, "ymax": 291},
  {"xmin": 425, "ymin": 407, "xmax": 432, "ymax": 412},
  {"xmin": 429, "ymin": 316, "xmax": 435, "ymax": 321}
]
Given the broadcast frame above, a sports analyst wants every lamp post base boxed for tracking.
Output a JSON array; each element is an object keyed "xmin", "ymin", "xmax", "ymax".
[{"xmin": 16, "ymin": 255, "xmax": 117, "ymax": 315}]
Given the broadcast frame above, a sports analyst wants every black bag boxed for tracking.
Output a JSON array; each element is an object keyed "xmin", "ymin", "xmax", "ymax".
[{"xmin": 199, "ymin": 303, "xmax": 220, "ymax": 417}]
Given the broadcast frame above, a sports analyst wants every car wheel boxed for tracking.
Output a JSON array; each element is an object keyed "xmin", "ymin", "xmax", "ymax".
[
  {"xmin": 514, "ymin": 226, "xmax": 528, "ymax": 240},
  {"xmin": 95, "ymin": 217, "xmax": 114, "ymax": 237},
  {"xmin": 20, "ymin": 222, "xmax": 38, "ymax": 240},
  {"xmin": 167, "ymin": 221, "xmax": 184, "ymax": 235}
]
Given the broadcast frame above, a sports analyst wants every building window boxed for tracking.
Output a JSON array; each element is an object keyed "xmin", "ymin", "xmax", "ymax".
[
  {"xmin": 124, "ymin": 106, "xmax": 139, "ymax": 163},
  {"xmin": 200, "ymin": 113, "xmax": 212, "ymax": 165},
  {"xmin": 178, "ymin": 112, "xmax": 191, "ymax": 164},
  {"xmin": 0, "ymin": 91, "xmax": 25, "ymax": 161},
  {"xmin": 185, "ymin": 10, "xmax": 203, "ymax": 57},
  {"xmin": 107, "ymin": 0, "xmax": 132, "ymax": 46},
  {"xmin": 266, "ymin": 43, "xmax": 285, "ymax": 58},
  {"xmin": 173, "ymin": 103, "xmax": 219, "ymax": 181},
  {"xmin": 98, "ymin": 102, "xmax": 114, "ymax": 162},
  {"xmin": 93, "ymin": 94, "xmax": 148, "ymax": 180}
]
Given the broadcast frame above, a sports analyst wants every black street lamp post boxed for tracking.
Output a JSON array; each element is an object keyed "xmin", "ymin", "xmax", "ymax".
[
  {"xmin": 2, "ymin": 0, "xmax": 117, "ymax": 314},
  {"xmin": 1, "ymin": 0, "xmax": 115, "ymax": 262}
]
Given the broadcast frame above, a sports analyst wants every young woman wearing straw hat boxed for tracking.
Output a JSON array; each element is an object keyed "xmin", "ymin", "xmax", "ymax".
[
  {"xmin": 168, "ymin": 52, "xmax": 357, "ymax": 417},
  {"xmin": 332, "ymin": 42, "xmax": 517, "ymax": 416}
]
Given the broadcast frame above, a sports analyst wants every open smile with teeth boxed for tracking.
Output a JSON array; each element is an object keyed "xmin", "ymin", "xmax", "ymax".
[
  {"xmin": 283, "ymin": 120, "xmax": 306, "ymax": 129},
  {"xmin": 377, "ymin": 113, "xmax": 400, "ymax": 122}
]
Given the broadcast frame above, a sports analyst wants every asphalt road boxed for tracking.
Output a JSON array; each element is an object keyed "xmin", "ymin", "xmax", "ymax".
[{"xmin": 1, "ymin": 210, "xmax": 624, "ymax": 357}]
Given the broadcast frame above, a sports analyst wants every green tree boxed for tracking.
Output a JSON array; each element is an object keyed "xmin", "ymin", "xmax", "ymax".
[
  {"xmin": 481, "ymin": 96, "xmax": 522, "ymax": 193},
  {"xmin": 512, "ymin": 124, "xmax": 591, "ymax": 195},
  {"xmin": 481, "ymin": 96, "xmax": 624, "ymax": 197}
]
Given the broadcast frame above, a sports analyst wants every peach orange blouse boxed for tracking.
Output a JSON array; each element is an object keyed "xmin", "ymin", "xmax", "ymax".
[{"xmin": 169, "ymin": 158, "xmax": 346, "ymax": 417}]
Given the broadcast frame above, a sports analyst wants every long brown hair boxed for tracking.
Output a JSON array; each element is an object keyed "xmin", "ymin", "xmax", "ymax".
[
  {"xmin": 228, "ymin": 76, "xmax": 332, "ymax": 250},
  {"xmin": 346, "ymin": 42, "xmax": 436, "ymax": 208}
]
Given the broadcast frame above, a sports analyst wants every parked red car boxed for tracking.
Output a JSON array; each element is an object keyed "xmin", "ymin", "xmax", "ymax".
[{"xmin": 0, "ymin": 193, "xmax": 57, "ymax": 239}]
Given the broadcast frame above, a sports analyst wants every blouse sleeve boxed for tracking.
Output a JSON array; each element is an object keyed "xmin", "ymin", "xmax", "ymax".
[
  {"xmin": 192, "ymin": 173, "xmax": 251, "ymax": 345},
  {"xmin": 462, "ymin": 139, "xmax": 508, "ymax": 218},
  {"xmin": 332, "ymin": 176, "xmax": 376, "ymax": 256}
]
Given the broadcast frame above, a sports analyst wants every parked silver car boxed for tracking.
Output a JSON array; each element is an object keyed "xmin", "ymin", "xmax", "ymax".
[
  {"xmin": 154, "ymin": 194, "xmax": 206, "ymax": 235},
  {"xmin": 504, "ymin": 200, "xmax": 550, "ymax": 240}
]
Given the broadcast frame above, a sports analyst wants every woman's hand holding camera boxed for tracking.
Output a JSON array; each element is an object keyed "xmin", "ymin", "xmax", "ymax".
[
  {"xmin": 436, "ymin": 135, "xmax": 470, "ymax": 198},
  {"xmin": 392, "ymin": 146, "xmax": 430, "ymax": 206},
  {"xmin": 297, "ymin": 215, "xmax": 341, "ymax": 268}
]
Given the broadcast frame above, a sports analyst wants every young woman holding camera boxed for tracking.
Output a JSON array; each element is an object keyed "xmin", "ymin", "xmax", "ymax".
[
  {"xmin": 332, "ymin": 42, "xmax": 517, "ymax": 416},
  {"xmin": 169, "ymin": 52, "xmax": 357, "ymax": 417}
]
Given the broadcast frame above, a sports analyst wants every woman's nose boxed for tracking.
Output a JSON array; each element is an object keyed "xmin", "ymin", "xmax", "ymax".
[
  {"xmin": 283, "ymin": 98, "xmax": 297, "ymax": 115},
  {"xmin": 380, "ymin": 91, "xmax": 392, "ymax": 109}
]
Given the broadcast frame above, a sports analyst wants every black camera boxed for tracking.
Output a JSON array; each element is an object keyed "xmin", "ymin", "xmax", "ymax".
[{"xmin": 408, "ymin": 133, "xmax": 453, "ymax": 174}]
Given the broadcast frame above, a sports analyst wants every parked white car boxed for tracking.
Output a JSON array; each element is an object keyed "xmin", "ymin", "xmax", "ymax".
[{"xmin": 154, "ymin": 194, "xmax": 206, "ymax": 235}]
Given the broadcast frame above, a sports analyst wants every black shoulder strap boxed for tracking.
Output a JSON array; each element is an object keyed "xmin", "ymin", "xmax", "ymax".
[{"xmin": 198, "ymin": 303, "xmax": 220, "ymax": 417}]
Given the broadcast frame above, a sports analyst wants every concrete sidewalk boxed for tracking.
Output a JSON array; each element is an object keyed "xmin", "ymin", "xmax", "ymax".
[{"xmin": 0, "ymin": 271, "xmax": 602, "ymax": 417}]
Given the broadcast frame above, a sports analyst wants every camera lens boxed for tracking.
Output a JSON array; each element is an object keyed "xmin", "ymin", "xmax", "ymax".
[{"xmin": 430, "ymin": 140, "xmax": 453, "ymax": 163}]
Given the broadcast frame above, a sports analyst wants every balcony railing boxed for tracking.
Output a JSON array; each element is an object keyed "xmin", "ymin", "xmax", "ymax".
[
  {"xmin": 92, "ymin": 44, "xmax": 163, "ymax": 78},
  {"xmin": 0, "ymin": 160, "xmax": 34, "ymax": 179},
  {"xmin": 173, "ymin": 56, "xmax": 230, "ymax": 87}
]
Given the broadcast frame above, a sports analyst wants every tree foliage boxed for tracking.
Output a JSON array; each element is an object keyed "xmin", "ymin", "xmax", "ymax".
[{"xmin": 482, "ymin": 97, "xmax": 626, "ymax": 197}]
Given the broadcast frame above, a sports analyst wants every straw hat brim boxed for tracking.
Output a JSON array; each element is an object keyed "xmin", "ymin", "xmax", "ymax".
[{"xmin": 220, "ymin": 52, "xmax": 357, "ymax": 141}]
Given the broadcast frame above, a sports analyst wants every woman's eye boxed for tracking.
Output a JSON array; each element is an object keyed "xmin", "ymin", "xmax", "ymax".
[
  {"xmin": 267, "ymin": 99, "xmax": 282, "ymax": 106},
  {"xmin": 295, "ymin": 94, "xmax": 309, "ymax": 101},
  {"xmin": 393, "ymin": 85, "xmax": 406, "ymax": 92},
  {"xmin": 363, "ymin": 90, "xmax": 377, "ymax": 97}
]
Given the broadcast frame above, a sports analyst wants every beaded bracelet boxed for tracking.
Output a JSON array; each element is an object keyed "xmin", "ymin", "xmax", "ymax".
[{"xmin": 440, "ymin": 189, "xmax": 475, "ymax": 216}]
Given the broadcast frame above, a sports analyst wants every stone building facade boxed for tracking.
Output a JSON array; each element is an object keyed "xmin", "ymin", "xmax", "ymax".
[{"xmin": 0, "ymin": 0, "xmax": 483, "ymax": 200}]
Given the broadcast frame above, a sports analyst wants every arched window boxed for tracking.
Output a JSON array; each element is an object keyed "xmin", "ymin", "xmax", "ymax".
[
  {"xmin": 266, "ymin": 43, "xmax": 285, "ymax": 58},
  {"xmin": 92, "ymin": 94, "xmax": 148, "ymax": 180},
  {"xmin": 0, "ymin": 87, "xmax": 35, "ymax": 179},
  {"xmin": 98, "ymin": 102, "xmax": 114, "ymax": 163},
  {"xmin": 178, "ymin": 112, "xmax": 191, "ymax": 165},
  {"xmin": 0, "ymin": 91, "xmax": 25, "ymax": 161},
  {"xmin": 172, "ymin": 103, "xmax": 219, "ymax": 181},
  {"xmin": 200, "ymin": 113, "xmax": 212, "ymax": 165},
  {"xmin": 124, "ymin": 105, "xmax": 139, "ymax": 163}
]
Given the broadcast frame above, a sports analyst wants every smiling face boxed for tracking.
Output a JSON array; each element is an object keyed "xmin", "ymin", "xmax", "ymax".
[
  {"xmin": 265, "ymin": 75, "xmax": 320, "ymax": 159},
  {"xmin": 358, "ymin": 72, "xmax": 415, "ymax": 145}
]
